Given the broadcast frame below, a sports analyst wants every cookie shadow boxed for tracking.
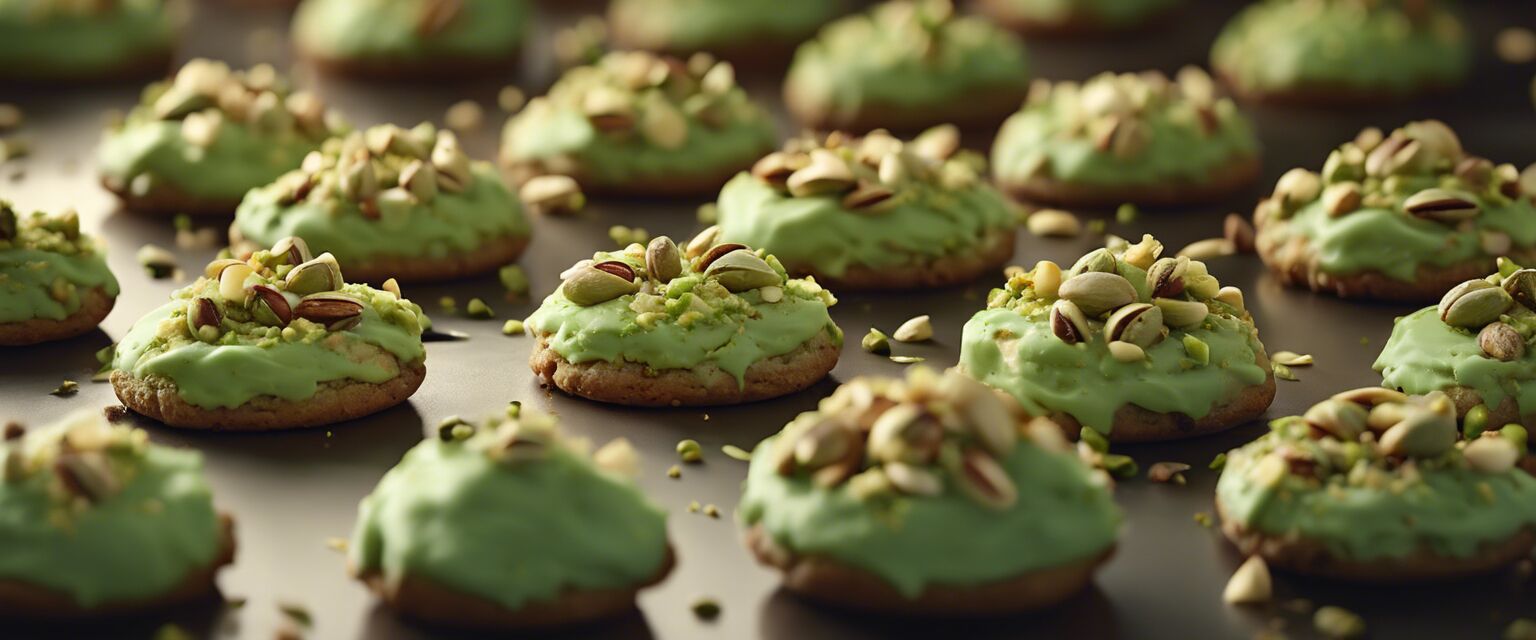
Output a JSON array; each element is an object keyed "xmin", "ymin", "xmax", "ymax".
[
  {"xmin": 756, "ymin": 585, "xmax": 1120, "ymax": 640},
  {"xmin": 356, "ymin": 601, "xmax": 657, "ymax": 640}
]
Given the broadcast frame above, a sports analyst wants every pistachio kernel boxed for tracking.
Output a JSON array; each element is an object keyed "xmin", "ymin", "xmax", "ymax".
[
  {"xmin": 186, "ymin": 297, "xmax": 222, "ymax": 342},
  {"xmin": 271, "ymin": 236, "xmax": 312, "ymax": 266},
  {"xmin": 294, "ymin": 293, "xmax": 365, "ymax": 331},
  {"xmin": 696, "ymin": 242, "xmax": 748, "ymax": 272},
  {"xmin": 684, "ymin": 225, "xmax": 721, "ymax": 260},
  {"xmin": 248, "ymin": 284, "xmax": 293, "ymax": 327},
  {"xmin": 1439, "ymin": 279, "xmax": 1511, "ymax": 328},
  {"xmin": 892, "ymin": 315, "xmax": 932, "ymax": 343},
  {"xmin": 1025, "ymin": 209, "xmax": 1081, "ymax": 238},
  {"xmin": 1146, "ymin": 256, "xmax": 1187, "ymax": 298},
  {"xmin": 562, "ymin": 264, "xmax": 640, "ymax": 306},
  {"xmin": 1107, "ymin": 340, "xmax": 1145, "ymax": 363},
  {"xmin": 861, "ymin": 328, "xmax": 892, "ymax": 355},
  {"xmin": 704, "ymin": 250, "xmax": 779, "ymax": 292},
  {"xmin": 1050, "ymin": 299, "xmax": 1091, "ymax": 345},
  {"xmin": 285, "ymin": 254, "xmax": 343, "ymax": 296},
  {"xmin": 1104, "ymin": 303, "xmax": 1164, "ymax": 348},
  {"xmin": 1058, "ymin": 271, "xmax": 1137, "ymax": 316},
  {"xmin": 1479, "ymin": 322, "xmax": 1526, "ymax": 361},
  {"xmin": 1503, "ymin": 269, "xmax": 1536, "ymax": 310},
  {"xmin": 676, "ymin": 439, "xmax": 703, "ymax": 463},
  {"xmin": 1155, "ymin": 298, "xmax": 1209, "ymax": 329},
  {"xmin": 1402, "ymin": 188, "xmax": 1480, "ymax": 223},
  {"xmin": 645, "ymin": 236, "xmax": 682, "ymax": 282}
]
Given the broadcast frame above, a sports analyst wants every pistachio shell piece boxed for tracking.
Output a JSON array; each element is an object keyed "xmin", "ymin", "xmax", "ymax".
[
  {"xmin": 684, "ymin": 225, "xmax": 721, "ymax": 260},
  {"xmin": 1104, "ymin": 302, "xmax": 1164, "ymax": 348},
  {"xmin": 294, "ymin": 292, "xmax": 365, "ymax": 331},
  {"xmin": 562, "ymin": 265, "xmax": 640, "ymax": 306},
  {"xmin": 186, "ymin": 296, "xmax": 222, "ymax": 342},
  {"xmin": 248, "ymin": 284, "xmax": 293, "ymax": 327},
  {"xmin": 271, "ymin": 236, "xmax": 313, "ymax": 266},
  {"xmin": 1479, "ymin": 322, "xmax": 1525, "ymax": 361},
  {"xmin": 948, "ymin": 447, "xmax": 1017, "ymax": 511},
  {"xmin": 1502, "ymin": 269, "xmax": 1536, "ymax": 310},
  {"xmin": 1303, "ymin": 399, "xmax": 1368, "ymax": 441},
  {"xmin": 1154, "ymin": 297, "xmax": 1209, "ymax": 329},
  {"xmin": 1438, "ymin": 279, "xmax": 1512, "ymax": 328},
  {"xmin": 1050, "ymin": 299, "xmax": 1091, "ymax": 344},
  {"xmin": 1379, "ymin": 408, "xmax": 1458, "ymax": 458},
  {"xmin": 885, "ymin": 462, "xmax": 943, "ymax": 497},
  {"xmin": 786, "ymin": 149, "xmax": 855, "ymax": 198},
  {"xmin": 1402, "ymin": 188, "xmax": 1479, "ymax": 223},
  {"xmin": 1146, "ymin": 256, "xmax": 1187, "ymax": 298},
  {"xmin": 704, "ymin": 250, "xmax": 780, "ymax": 292},
  {"xmin": 1068, "ymin": 248, "xmax": 1118, "ymax": 278},
  {"xmin": 868, "ymin": 404, "xmax": 943, "ymax": 465},
  {"xmin": 285, "ymin": 254, "xmax": 343, "ymax": 296},
  {"xmin": 697, "ymin": 242, "xmax": 748, "ymax": 271},
  {"xmin": 1058, "ymin": 271, "xmax": 1137, "ymax": 316},
  {"xmin": 645, "ymin": 236, "xmax": 682, "ymax": 282}
]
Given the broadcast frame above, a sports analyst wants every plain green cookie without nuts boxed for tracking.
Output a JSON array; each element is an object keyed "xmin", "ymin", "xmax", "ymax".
[
  {"xmin": 0, "ymin": 0, "xmax": 180, "ymax": 79},
  {"xmin": 0, "ymin": 205, "xmax": 119, "ymax": 325},
  {"xmin": 293, "ymin": 0, "xmax": 528, "ymax": 62},
  {"xmin": 607, "ymin": 0, "xmax": 838, "ymax": 54},
  {"xmin": 0, "ymin": 411, "xmax": 225, "ymax": 609}
]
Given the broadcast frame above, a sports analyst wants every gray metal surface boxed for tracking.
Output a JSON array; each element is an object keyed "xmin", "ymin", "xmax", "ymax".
[{"xmin": 3, "ymin": 1, "xmax": 1535, "ymax": 638}]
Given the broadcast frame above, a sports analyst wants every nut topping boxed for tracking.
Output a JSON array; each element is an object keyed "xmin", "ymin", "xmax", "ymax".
[
  {"xmin": 562, "ymin": 264, "xmax": 641, "ymax": 306},
  {"xmin": 704, "ymin": 250, "xmax": 780, "ymax": 292},
  {"xmin": 1050, "ymin": 299, "xmax": 1091, "ymax": 345},
  {"xmin": 1058, "ymin": 271, "xmax": 1137, "ymax": 316},
  {"xmin": 1478, "ymin": 322, "xmax": 1525, "ymax": 361},
  {"xmin": 248, "ymin": 284, "xmax": 293, "ymax": 327},
  {"xmin": 1104, "ymin": 302, "xmax": 1164, "ymax": 348},
  {"xmin": 645, "ymin": 236, "xmax": 682, "ymax": 282},
  {"xmin": 1402, "ymin": 188, "xmax": 1479, "ymax": 223},
  {"xmin": 1438, "ymin": 279, "xmax": 1512, "ymax": 328},
  {"xmin": 294, "ymin": 293, "xmax": 365, "ymax": 331}
]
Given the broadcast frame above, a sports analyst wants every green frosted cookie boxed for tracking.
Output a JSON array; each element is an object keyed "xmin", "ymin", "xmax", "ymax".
[
  {"xmin": 98, "ymin": 59, "xmax": 348, "ymax": 216},
  {"xmin": 739, "ymin": 367, "xmax": 1120, "ymax": 613},
  {"xmin": 975, "ymin": 0, "xmax": 1182, "ymax": 35},
  {"xmin": 350, "ymin": 408, "xmax": 672, "ymax": 630},
  {"xmin": 293, "ymin": 0, "xmax": 529, "ymax": 79},
  {"xmin": 0, "ymin": 0, "xmax": 182, "ymax": 81},
  {"xmin": 233, "ymin": 122, "xmax": 530, "ymax": 283},
  {"xmin": 1217, "ymin": 388, "xmax": 1536, "ymax": 580},
  {"xmin": 0, "ymin": 202, "xmax": 119, "ymax": 345},
  {"xmin": 607, "ymin": 0, "xmax": 839, "ymax": 66},
  {"xmin": 501, "ymin": 50, "xmax": 777, "ymax": 197}
]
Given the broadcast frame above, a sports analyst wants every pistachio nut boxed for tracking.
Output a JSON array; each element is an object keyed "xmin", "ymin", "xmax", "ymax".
[
  {"xmin": 786, "ymin": 149, "xmax": 855, "ymax": 198},
  {"xmin": 705, "ymin": 250, "xmax": 780, "ymax": 292},
  {"xmin": 1402, "ymin": 119, "xmax": 1462, "ymax": 165},
  {"xmin": 1050, "ymin": 299, "xmax": 1091, "ymax": 345},
  {"xmin": 910, "ymin": 123, "xmax": 960, "ymax": 163},
  {"xmin": 937, "ymin": 370, "xmax": 1017, "ymax": 458},
  {"xmin": 697, "ymin": 242, "xmax": 748, "ymax": 271},
  {"xmin": 1104, "ymin": 302, "xmax": 1165, "ymax": 348},
  {"xmin": 884, "ymin": 462, "xmax": 943, "ymax": 497},
  {"xmin": 1379, "ymin": 406, "xmax": 1458, "ymax": 458},
  {"xmin": 218, "ymin": 263, "xmax": 255, "ymax": 304},
  {"xmin": 1454, "ymin": 156, "xmax": 1495, "ymax": 188},
  {"xmin": 1057, "ymin": 271, "xmax": 1137, "ymax": 316},
  {"xmin": 248, "ymin": 284, "xmax": 293, "ymax": 327},
  {"xmin": 1107, "ymin": 340, "xmax": 1145, "ymax": 363},
  {"xmin": 186, "ymin": 296, "xmax": 222, "ymax": 342},
  {"xmin": 1365, "ymin": 135, "xmax": 1418, "ymax": 177},
  {"xmin": 519, "ymin": 175, "xmax": 585, "ymax": 215},
  {"xmin": 947, "ymin": 447, "xmax": 1017, "ymax": 510},
  {"xmin": 1462, "ymin": 436, "xmax": 1520, "ymax": 474},
  {"xmin": 842, "ymin": 182, "xmax": 896, "ymax": 211},
  {"xmin": 55, "ymin": 452, "xmax": 118, "ymax": 503},
  {"xmin": 788, "ymin": 416, "xmax": 854, "ymax": 471},
  {"xmin": 1330, "ymin": 387, "xmax": 1408, "ymax": 408},
  {"xmin": 1273, "ymin": 168, "xmax": 1322, "ymax": 207},
  {"xmin": 645, "ymin": 236, "xmax": 682, "ymax": 282},
  {"xmin": 868, "ymin": 404, "xmax": 944, "ymax": 465},
  {"xmin": 1322, "ymin": 182, "xmax": 1363, "ymax": 217},
  {"xmin": 1303, "ymin": 398, "xmax": 1368, "ymax": 441},
  {"xmin": 1402, "ymin": 188, "xmax": 1479, "ymax": 223},
  {"xmin": 1067, "ymin": 248, "xmax": 1118, "ymax": 278},
  {"xmin": 639, "ymin": 98, "xmax": 689, "ymax": 150},
  {"xmin": 1502, "ymin": 269, "xmax": 1536, "ymax": 310},
  {"xmin": 284, "ymin": 254, "xmax": 343, "ymax": 296},
  {"xmin": 1154, "ymin": 297, "xmax": 1209, "ymax": 329},
  {"xmin": 294, "ymin": 292, "xmax": 365, "ymax": 331},
  {"xmin": 1478, "ymin": 322, "xmax": 1525, "ymax": 361},
  {"xmin": 751, "ymin": 151, "xmax": 808, "ymax": 187},
  {"xmin": 203, "ymin": 258, "xmax": 246, "ymax": 280},
  {"xmin": 339, "ymin": 154, "xmax": 379, "ymax": 201},
  {"xmin": 399, "ymin": 159, "xmax": 439, "ymax": 203},
  {"xmin": 270, "ymin": 236, "xmax": 312, "ymax": 266},
  {"xmin": 1366, "ymin": 402, "xmax": 1408, "ymax": 433},
  {"xmin": 1032, "ymin": 260, "xmax": 1063, "ymax": 298},
  {"xmin": 684, "ymin": 225, "xmax": 721, "ymax": 260},
  {"xmin": 562, "ymin": 264, "xmax": 640, "ymax": 306},
  {"xmin": 1438, "ymin": 279, "xmax": 1511, "ymax": 328},
  {"xmin": 1146, "ymin": 256, "xmax": 1187, "ymax": 298},
  {"xmin": 1214, "ymin": 286, "xmax": 1245, "ymax": 313}
]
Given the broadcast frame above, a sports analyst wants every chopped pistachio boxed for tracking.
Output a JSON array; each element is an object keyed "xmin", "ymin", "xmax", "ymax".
[
  {"xmin": 438, "ymin": 296, "xmax": 456, "ymax": 314},
  {"xmin": 137, "ymin": 244, "xmax": 178, "ymax": 279},
  {"xmin": 501, "ymin": 319, "xmax": 525, "ymax": 336},
  {"xmin": 444, "ymin": 99, "xmax": 484, "ymax": 132},
  {"xmin": 1222, "ymin": 555, "xmax": 1272, "ymax": 605},
  {"xmin": 703, "ymin": 504, "xmax": 720, "ymax": 518},
  {"xmin": 1103, "ymin": 453, "xmax": 1138, "ymax": 478},
  {"xmin": 892, "ymin": 315, "xmax": 933, "ymax": 342},
  {"xmin": 498, "ymin": 265, "xmax": 529, "ymax": 298},
  {"xmin": 687, "ymin": 500, "xmax": 700, "ymax": 513},
  {"xmin": 497, "ymin": 86, "xmax": 526, "ymax": 113},
  {"xmin": 1182, "ymin": 335, "xmax": 1210, "ymax": 367},
  {"xmin": 1079, "ymin": 427, "xmax": 1109, "ymax": 454},
  {"xmin": 721, "ymin": 444, "xmax": 752, "ymax": 461},
  {"xmin": 1502, "ymin": 423, "xmax": 1529, "ymax": 454},
  {"xmin": 1209, "ymin": 452, "xmax": 1227, "ymax": 471},
  {"xmin": 889, "ymin": 355, "xmax": 926, "ymax": 364},
  {"xmin": 667, "ymin": 464, "xmax": 682, "ymax": 479},
  {"xmin": 1272, "ymin": 363, "xmax": 1298, "ymax": 381},
  {"xmin": 278, "ymin": 602, "xmax": 313, "ymax": 628},
  {"xmin": 1148, "ymin": 461, "xmax": 1191, "ymax": 484},
  {"xmin": 690, "ymin": 596, "xmax": 722, "ymax": 621},
  {"xmin": 466, "ymin": 298, "xmax": 495, "ymax": 319},
  {"xmin": 1271, "ymin": 351, "xmax": 1314, "ymax": 366},
  {"xmin": 50, "ymin": 380, "xmax": 78, "ymax": 397},
  {"xmin": 1313, "ymin": 606, "xmax": 1365, "ymax": 639},
  {"xmin": 676, "ymin": 439, "xmax": 703, "ymax": 463},
  {"xmin": 1116, "ymin": 203, "xmax": 1139, "ymax": 224},
  {"xmin": 861, "ymin": 328, "xmax": 891, "ymax": 355},
  {"xmin": 1463, "ymin": 404, "xmax": 1490, "ymax": 438},
  {"xmin": 437, "ymin": 415, "xmax": 470, "ymax": 441},
  {"xmin": 1193, "ymin": 511, "xmax": 1213, "ymax": 527}
]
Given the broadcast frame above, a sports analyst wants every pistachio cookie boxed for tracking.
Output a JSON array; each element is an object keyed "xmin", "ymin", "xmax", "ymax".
[
  {"xmin": 0, "ymin": 0, "xmax": 182, "ymax": 82},
  {"xmin": 783, "ymin": 0, "xmax": 1032, "ymax": 133},
  {"xmin": 1217, "ymin": 389, "xmax": 1536, "ymax": 581},
  {"xmin": 1211, "ymin": 0, "xmax": 1469, "ymax": 105},
  {"xmin": 1254, "ymin": 121, "xmax": 1536, "ymax": 302},
  {"xmin": 500, "ymin": 51, "xmax": 777, "ymax": 197},
  {"xmin": 959, "ymin": 235, "xmax": 1276, "ymax": 443},
  {"xmin": 991, "ymin": 68, "xmax": 1261, "ymax": 208},
  {"xmin": 607, "ymin": 0, "xmax": 841, "ymax": 69},
  {"xmin": 0, "ymin": 204, "xmax": 119, "ymax": 346},
  {"xmin": 713, "ymin": 127, "xmax": 1017, "ymax": 290},
  {"xmin": 350, "ymin": 409, "xmax": 672, "ymax": 629},
  {"xmin": 109, "ymin": 237, "xmax": 429, "ymax": 430},
  {"xmin": 99, "ymin": 59, "xmax": 348, "ymax": 217},
  {"xmin": 0, "ymin": 411, "xmax": 235, "ymax": 616},
  {"xmin": 293, "ymin": 0, "xmax": 528, "ymax": 80},
  {"xmin": 231, "ymin": 123, "xmax": 530, "ymax": 284},
  {"xmin": 525, "ymin": 236, "xmax": 842, "ymax": 407},
  {"xmin": 740, "ymin": 367, "xmax": 1120, "ymax": 614},
  {"xmin": 973, "ymin": 0, "xmax": 1181, "ymax": 36}
]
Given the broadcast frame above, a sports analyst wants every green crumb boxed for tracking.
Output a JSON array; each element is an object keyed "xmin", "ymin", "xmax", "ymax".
[
  {"xmin": 697, "ymin": 203, "xmax": 719, "ymax": 224},
  {"xmin": 687, "ymin": 500, "xmax": 700, "ymax": 513},
  {"xmin": 466, "ymin": 298, "xmax": 495, "ymax": 319},
  {"xmin": 172, "ymin": 213, "xmax": 192, "ymax": 232},
  {"xmin": 1103, "ymin": 453, "xmax": 1138, "ymax": 479},
  {"xmin": 1272, "ymin": 363, "xmax": 1298, "ymax": 381},
  {"xmin": 1209, "ymin": 452, "xmax": 1227, "ymax": 471},
  {"xmin": 1079, "ymin": 427, "xmax": 1109, "ymax": 454},
  {"xmin": 676, "ymin": 439, "xmax": 703, "ymax": 463},
  {"xmin": 1193, "ymin": 512, "xmax": 1213, "ymax": 527},
  {"xmin": 1314, "ymin": 606, "xmax": 1365, "ymax": 639},
  {"xmin": 50, "ymin": 380, "xmax": 78, "ymax": 397},
  {"xmin": 1116, "ymin": 203, "xmax": 1139, "ymax": 224},
  {"xmin": 690, "ymin": 596, "xmax": 721, "ymax": 621},
  {"xmin": 861, "ymin": 328, "xmax": 891, "ymax": 355},
  {"xmin": 1359, "ymin": 336, "xmax": 1369, "ymax": 345},
  {"xmin": 1086, "ymin": 218, "xmax": 1107, "ymax": 235},
  {"xmin": 506, "ymin": 400, "xmax": 522, "ymax": 418},
  {"xmin": 498, "ymin": 265, "xmax": 529, "ymax": 298},
  {"xmin": 703, "ymin": 504, "xmax": 720, "ymax": 518},
  {"xmin": 501, "ymin": 319, "xmax": 525, "ymax": 336},
  {"xmin": 438, "ymin": 296, "xmax": 457, "ymax": 314},
  {"xmin": 667, "ymin": 464, "xmax": 682, "ymax": 479},
  {"xmin": 722, "ymin": 444, "xmax": 752, "ymax": 461}
]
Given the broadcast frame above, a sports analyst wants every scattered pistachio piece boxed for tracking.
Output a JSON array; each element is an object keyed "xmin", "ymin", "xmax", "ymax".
[
  {"xmin": 1271, "ymin": 351, "xmax": 1314, "ymax": 367},
  {"xmin": 1103, "ymin": 453, "xmax": 1138, "ymax": 478},
  {"xmin": 690, "ymin": 596, "xmax": 722, "ymax": 621},
  {"xmin": 1026, "ymin": 209, "xmax": 1081, "ymax": 238},
  {"xmin": 696, "ymin": 202, "xmax": 719, "ymax": 224},
  {"xmin": 1148, "ymin": 461, "xmax": 1190, "ymax": 484},
  {"xmin": 889, "ymin": 355, "xmax": 926, "ymax": 364},
  {"xmin": 438, "ymin": 296, "xmax": 456, "ymax": 314},
  {"xmin": 501, "ymin": 319, "xmax": 525, "ymax": 336},
  {"xmin": 667, "ymin": 464, "xmax": 682, "ymax": 479},
  {"xmin": 497, "ymin": 86, "xmax": 526, "ymax": 113},
  {"xmin": 1223, "ymin": 213, "xmax": 1256, "ymax": 253},
  {"xmin": 466, "ymin": 298, "xmax": 495, "ymax": 319},
  {"xmin": 325, "ymin": 537, "xmax": 349, "ymax": 552},
  {"xmin": 1193, "ymin": 511, "xmax": 1213, "ymax": 527},
  {"xmin": 50, "ymin": 380, "xmax": 78, "ymax": 397},
  {"xmin": 608, "ymin": 224, "xmax": 650, "ymax": 247},
  {"xmin": 1177, "ymin": 238, "xmax": 1236, "ymax": 260},
  {"xmin": 676, "ymin": 439, "xmax": 703, "ymax": 463},
  {"xmin": 1115, "ymin": 203, "xmax": 1138, "ymax": 224},
  {"xmin": 703, "ymin": 504, "xmax": 720, "ymax": 518},
  {"xmin": 137, "ymin": 244, "xmax": 178, "ymax": 279},
  {"xmin": 1209, "ymin": 452, "xmax": 1227, "ymax": 471},
  {"xmin": 1079, "ymin": 427, "xmax": 1109, "ymax": 454},
  {"xmin": 721, "ymin": 445, "xmax": 752, "ymax": 461},
  {"xmin": 278, "ymin": 602, "xmax": 313, "ymax": 628},
  {"xmin": 499, "ymin": 265, "xmax": 529, "ymax": 298},
  {"xmin": 861, "ymin": 328, "xmax": 892, "ymax": 355},
  {"xmin": 1506, "ymin": 618, "xmax": 1536, "ymax": 640},
  {"xmin": 1314, "ymin": 606, "xmax": 1366, "ymax": 639},
  {"xmin": 687, "ymin": 500, "xmax": 700, "ymax": 513},
  {"xmin": 1272, "ymin": 363, "xmax": 1298, "ymax": 381},
  {"xmin": 892, "ymin": 315, "xmax": 932, "ymax": 343},
  {"xmin": 520, "ymin": 175, "xmax": 586, "ymax": 215},
  {"xmin": 444, "ymin": 99, "xmax": 484, "ymax": 132},
  {"xmin": 1223, "ymin": 555, "xmax": 1272, "ymax": 605}
]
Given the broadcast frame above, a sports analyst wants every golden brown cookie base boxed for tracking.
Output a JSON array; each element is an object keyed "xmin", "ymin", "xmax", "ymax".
[
  {"xmin": 745, "ymin": 524, "xmax": 1113, "ymax": 615},
  {"xmin": 789, "ymin": 226, "xmax": 1016, "ymax": 291},
  {"xmin": 111, "ymin": 359, "xmax": 425, "ymax": 430},
  {"xmin": 1045, "ymin": 350, "xmax": 1277, "ymax": 444},
  {"xmin": 1, "ymin": 48, "xmax": 173, "ymax": 84},
  {"xmin": 0, "ymin": 513, "xmax": 236, "ymax": 618},
  {"xmin": 298, "ymin": 46, "xmax": 521, "ymax": 82},
  {"xmin": 501, "ymin": 149, "xmax": 769, "ymax": 199},
  {"xmin": 353, "ymin": 547, "xmax": 675, "ymax": 631},
  {"xmin": 783, "ymin": 81, "xmax": 1032, "ymax": 135},
  {"xmin": 1213, "ymin": 65, "xmax": 1457, "ymax": 107},
  {"xmin": 101, "ymin": 176, "xmax": 246, "ymax": 218},
  {"xmin": 0, "ymin": 287, "xmax": 116, "ymax": 346},
  {"xmin": 1217, "ymin": 499, "xmax": 1536, "ymax": 582},
  {"xmin": 229, "ymin": 226, "xmax": 529, "ymax": 284},
  {"xmin": 530, "ymin": 332, "xmax": 839, "ymax": 407},
  {"xmin": 999, "ymin": 153, "xmax": 1261, "ymax": 209},
  {"xmin": 973, "ymin": 0, "xmax": 1181, "ymax": 37},
  {"xmin": 1253, "ymin": 221, "xmax": 1536, "ymax": 303}
]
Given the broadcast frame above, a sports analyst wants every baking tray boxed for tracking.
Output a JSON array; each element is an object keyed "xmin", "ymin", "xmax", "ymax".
[{"xmin": 4, "ymin": 0, "xmax": 1535, "ymax": 638}]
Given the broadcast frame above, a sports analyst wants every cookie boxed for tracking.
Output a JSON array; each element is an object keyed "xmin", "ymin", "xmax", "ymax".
[
  {"xmin": 0, "ymin": 0, "xmax": 180, "ymax": 83},
  {"xmin": 959, "ymin": 234, "xmax": 1276, "ymax": 443},
  {"xmin": 1253, "ymin": 120, "xmax": 1536, "ymax": 302},
  {"xmin": 0, "ymin": 411, "xmax": 236, "ymax": 616},
  {"xmin": 349, "ymin": 409, "xmax": 674, "ymax": 630},
  {"xmin": 230, "ymin": 122, "xmax": 531, "ymax": 284},
  {"xmin": 99, "ymin": 59, "xmax": 346, "ymax": 216},
  {"xmin": 974, "ymin": 0, "xmax": 1181, "ymax": 37},
  {"xmin": 292, "ymin": 0, "xmax": 528, "ymax": 81},
  {"xmin": 782, "ymin": 0, "xmax": 1032, "ymax": 133},
  {"xmin": 1211, "ymin": 0, "xmax": 1469, "ymax": 105},
  {"xmin": 500, "ymin": 51, "xmax": 777, "ymax": 198},
  {"xmin": 525, "ymin": 237, "xmax": 842, "ymax": 407},
  {"xmin": 738, "ymin": 367, "xmax": 1122, "ymax": 614},
  {"xmin": 606, "ymin": 0, "xmax": 839, "ymax": 71},
  {"xmin": 110, "ymin": 237, "xmax": 430, "ymax": 430},
  {"xmin": 714, "ymin": 127, "xmax": 1018, "ymax": 291},
  {"xmin": 0, "ymin": 204, "xmax": 119, "ymax": 346},
  {"xmin": 1216, "ymin": 389, "xmax": 1536, "ymax": 581},
  {"xmin": 992, "ymin": 68, "xmax": 1261, "ymax": 208}
]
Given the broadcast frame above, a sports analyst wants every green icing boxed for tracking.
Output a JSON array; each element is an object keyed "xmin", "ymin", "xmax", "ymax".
[
  {"xmin": 99, "ymin": 120, "xmax": 320, "ymax": 202},
  {"xmin": 501, "ymin": 53, "xmax": 777, "ymax": 188},
  {"xmin": 785, "ymin": 2, "xmax": 1030, "ymax": 117},
  {"xmin": 293, "ymin": 0, "xmax": 527, "ymax": 60},
  {"xmin": 991, "ymin": 73, "xmax": 1258, "ymax": 187},
  {"xmin": 524, "ymin": 247, "xmax": 840, "ymax": 386},
  {"xmin": 1217, "ymin": 416, "xmax": 1536, "ymax": 561},
  {"xmin": 608, "ymin": 0, "xmax": 837, "ymax": 50},
  {"xmin": 991, "ymin": 0, "xmax": 1180, "ymax": 26},
  {"xmin": 0, "ymin": 209, "xmax": 119, "ymax": 324},
  {"xmin": 0, "ymin": 0, "xmax": 177, "ymax": 75},
  {"xmin": 349, "ymin": 425, "xmax": 669, "ymax": 611},
  {"xmin": 714, "ymin": 170, "xmax": 1015, "ymax": 278},
  {"xmin": 1375, "ymin": 306, "xmax": 1536, "ymax": 416},
  {"xmin": 233, "ymin": 161, "xmax": 529, "ymax": 267},
  {"xmin": 0, "ymin": 412, "xmax": 222, "ymax": 608},
  {"xmin": 1211, "ymin": 0, "xmax": 1469, "ymax": 93}
]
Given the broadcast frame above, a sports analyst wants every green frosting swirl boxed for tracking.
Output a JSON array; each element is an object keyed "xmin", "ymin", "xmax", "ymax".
[
  {"xmin": 0, "ymin": 411, "xmax": 223, "ymax": 608},
  {"xmin": 0, "ymin": 207, "xmax": 119, "ymax": 324},
  {"xmin": 608, "ymin": 0, "xmax": 837, "ymax": 51},
  {"xmin": 350, "ymin": 412, "xmax": 669, "ymax": 612},
  {"xmin": 0, "ymin": 0, "xmax": 178, "ymax": 76},
  {"xmin": 785, "ymin": 1, "xmax": 1031, "ymax": 117},
  {"xmin": 991, "ymin": 71, "xmax": 1258, "ymax": 187},
  {"xmin": 989, "ymin": 0, "xmax": 1180, "ymax": 27},
  {"xmin": 501, "ymin": 52, "xmax": 777, "ymax": 188},
  {"xmin": 524, "ymin": 246, "xmax": 840, "ymax": 386},
  {"xmin": 1375, "ymin": 306, "xmax": 1536, "ymax": 415},
  {"xmin": 1211, "ymin": 0, "xmax": 1469, "ymax": 93},
  {"xmin": 293, "ymin": 0, "xmax": 528, "ymax": 60},
  {"xmin": 1218, "ymin": 411, "xmax": 1536, "ymax": 561}
]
